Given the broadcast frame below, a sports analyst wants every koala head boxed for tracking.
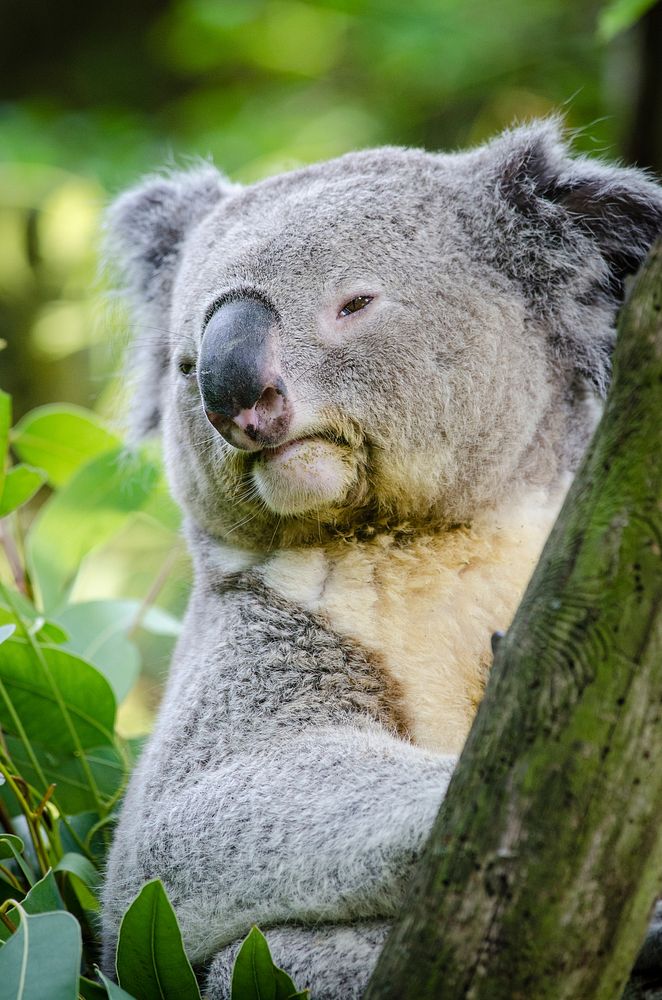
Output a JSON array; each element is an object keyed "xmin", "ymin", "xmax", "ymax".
[{"xmin": 107, "ymin": 120, "xmax": 662, "ymax": 550}]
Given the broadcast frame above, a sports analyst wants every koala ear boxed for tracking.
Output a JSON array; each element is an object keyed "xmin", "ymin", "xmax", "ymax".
[
  {"xmin": 477, "ymin": 120, "xmax": 662, "ymax": 395},
  {"xmin": 494, "ymin": 120, "xmax": 662, "ymax": 295},
  {"xmin": 105, "ymin": 165, "xmax": 236, "ymax": 439}
]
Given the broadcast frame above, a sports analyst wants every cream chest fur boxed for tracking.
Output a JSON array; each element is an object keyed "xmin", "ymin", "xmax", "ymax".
[{"xmin": 258, "ymin": 484, "xmax": 568, "ymax": 752}]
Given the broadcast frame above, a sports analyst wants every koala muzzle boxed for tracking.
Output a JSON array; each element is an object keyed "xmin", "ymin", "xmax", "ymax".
[{"xmin": 198, "ymin": 297, "xmax": 291, "ymax": 450}]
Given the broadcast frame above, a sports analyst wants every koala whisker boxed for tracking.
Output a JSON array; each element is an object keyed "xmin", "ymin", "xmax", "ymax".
[
  {"xmin": 224, "ymin": 503, "xmax": 270, "ymax": 538},
  {"xmin": 289, "ymin": 359, "xmax": 324, "ymax": 387},
  {"xmin": 126, "ymin": 322, "xmax": 178, "ymax": 338},
  {"xmin": 267, "ymin": 513, "xmax": 283, "ymax": 551}
]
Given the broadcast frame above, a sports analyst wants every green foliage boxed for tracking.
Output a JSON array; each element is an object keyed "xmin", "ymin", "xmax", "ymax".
[
  {"xmin": 116, "ymin": 879, "xmax": 201, "ymax": 999},
  {"xmin": 0, "ymin": 466, "xmax": 47, "ymax": 519},
  {"xmin": 0, "ymin": 393, "xmax": 305, "ymax": 996},
  {"xmin": 597, "ymin": 0, "xmax": 658, "ymax": 40},
  {"xmin": 11, "ymin": 405, "xmax": 119, "ymax": 489},
  {"xmin": 0, "ymin": 907, "xmax": 81, "ymax": 1000},
  {"xmin": 28, "ymin": 447, "xmax": 162, "ymax": 612},
  {"xmin": 232, "ymin": 927, "xmax": 310, "ymax": 1000}
]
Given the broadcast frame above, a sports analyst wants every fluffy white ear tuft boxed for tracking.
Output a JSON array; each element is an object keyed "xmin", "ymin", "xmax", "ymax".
[
  {"xmin": 474, "ymin": 119, "xmax": 662, "ymax": 396},
  {"xmin": 105, "ymin": 165, "xmax": 236, "ymax": 439}
]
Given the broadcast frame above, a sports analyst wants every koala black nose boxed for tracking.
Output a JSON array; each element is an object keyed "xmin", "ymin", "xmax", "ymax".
[{"xmin": 198, "ymin": 297, "xmax": 291, "ymax": 450}]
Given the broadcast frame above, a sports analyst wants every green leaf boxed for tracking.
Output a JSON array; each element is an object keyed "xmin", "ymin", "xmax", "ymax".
[
  {"xmin": 0, "ymin": 465, "xmax": 46, "ymax": 517},
  {"xmin": 0, "ymin": 870, "xmax": 66, "ymax": 942},
  {"xmin": 0, "ymin": 638, "xmax": 115, "ymax": 749},
  {"xmin": 56, "ymin": 601, "xmax": 144, "ymax": 702},
  {"xmin": 55, "ymin": 852, "xmax": 101, "ymax": 892},
  {"xmin": 0, "ymin": 624, "xmax": 15, "ymax": 645},
  {"xmin": 0, "ymin": 635, "xmax": 122, "ymax": 812},
  {"xmin": 0, "ymin": 907, "xmax": 81, "ymax": 1000},
  {"xmin": 27, "ymin": 446, "xmax": 161, "ymax": 611},
  {"xmin": 55, "ymin": 852, "xmax": 100, "ymax": 889},
  {"xmin": 96, "ymin": 970, "xmax": 137, "ymax": 1000},
  {"xmin": 142, "ymin": 605, "xmax": 183, "ymax": 637},
  {"xmin": 274, "ymin": 968, "xmax": 302, "ymax": 999},
  {"xmin": 34, "ymin": 619, "xmax": 68, "ymax": 644},
  {"xmin": 79, "ymin": 976, "xmax": 112, "ymax": 1000},
  {"xmin": 597, "ymin": 0, "xmax": 658, "ymax": 39},
  {"xmin": 5, "ymin": 737, "xmax": 124, "ymax": 816},
  {"xmin": 231, "ymin": 926, "xmax": 304, "ymax": 1000},
  {"xmin": 11, "ymin": 404, "xmax": 119, "ymax": 488},
  {"xmin": 0, "ymin": 605, "xmax": 68, "ymax": 645},
  {"xmin": 0, "ymin": 833, "xmax": 26, "ymax": 858},
  {"xmin": 0, "ymin": 391, "xmax": 10, "ymax": 497},
  {"xmin": 58, "ymin": 811, "xmax": 107, "ymax": 863},
  {"xmin": 22, "ymin": 869, "xmax": 65, "ymax": 913},
  {"xmin": 55, "ymin": 852, "xmax": 100, "ymax": 911},
  {"xmin": 53, "ymin": 599, "xmax": 181, "ymax": 702},
  {"xmin": 0, "ymin": 835, "xmax": 36, "ymax": 887},
  {"xmin": 116, "ymin": 879, "xmax": 201, "ymax": 1000}
]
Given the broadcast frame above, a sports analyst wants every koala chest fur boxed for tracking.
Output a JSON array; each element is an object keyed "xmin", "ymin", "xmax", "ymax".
[{"xmin": 257, "ymin": 485, "xmax": 567, "ymax": 752}]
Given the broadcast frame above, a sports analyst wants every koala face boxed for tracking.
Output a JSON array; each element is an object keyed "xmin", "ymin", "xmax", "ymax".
[{"xmin": 107, "ymin": 122, "xmax": 662, "ymax": 550}]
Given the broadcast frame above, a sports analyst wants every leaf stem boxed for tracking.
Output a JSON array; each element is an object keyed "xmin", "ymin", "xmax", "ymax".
[
  {"xmin": 0, "ymin": 519, "xmax": 29, "ymax": 598},
  {"xmin": 0, "ymin": 864, "xmax": 24, "ymax": 893},
  {"xmin": 128, "ymin": 544, "xmax": 182, "ymax": 639},
  {"xmin": 0, "ymin": 760, "xmax": 50, "ymax": 876}
]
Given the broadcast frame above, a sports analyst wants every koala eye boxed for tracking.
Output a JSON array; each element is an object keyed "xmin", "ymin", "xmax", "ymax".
[
  {"xmin": 178, "ymin": 361, "xmax": 196, "ymax": 377},
  {"xmin": 338, "ymin": 295, "xmax": 373, "ymax": 318}
]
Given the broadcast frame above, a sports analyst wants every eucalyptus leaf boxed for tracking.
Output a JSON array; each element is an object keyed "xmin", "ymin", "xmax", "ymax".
[
  {"xmin": 0, "ymin": 624, "xmax": 15, "ymax": 645},
  {"xmin": 142, "ymin": 605, "xmax": 183, "ymax": 637},
  {"xmin": 232, "ymin": 926, "xmax": 304, "ymax": 1000},
  {"xmin": 32, "ymin": 619, "xmax": 68, "ymax": 644},
  {"xmin": 116, "ymin": 879, "xmax": 201, "ymax": 1000},
  {"xmin": 0, "ymin": 636, "xmax": 122, "ymax": 812},
  {"xmin": 0, "ymin": 907, "xmax": 81, "ymax": 1000},
  {"xmin": 11, "ymin": 404, "xmax": 119, "ymax": 488},
  {"xmin": 79, "ymin": 976, "xmax": 112, "ymax": 1000},
  {"xmin": 5, "ymin": 736, "xmax": 124, "ymax": 816},
  {"xmin": 53, "ymin": 598, "xmax": 182, "ymax": 701},
  {"xmin": 0, "ymin": 465, "xmax": 46, "ymax": 517},
  {"xmin": 0, "ymin": 870, "xmax": 66, "ymax": 942},
  {"xmin": 96, "ymin": 970, "xmax": 138, "ymax": 1000},
  {"xmin": 56, "ymin": 601, "xmax": 145, "ymax": 702},
  {"xmin": 0, "ymin": 637, "xmax": 115, "ymax": 749},
  {"xmin": 55, "ymin": 852, "xmax": 101, "ymax": 891},
  {"xmin": 0, "ymin": 605, "xmax": 68, "ymax": 645},
  {"xmin": 58, "ymin": 811, "xmax": 107, "ymax": 862},
  {"xmin": 0, "ymin": 390, "xmax": 10, "ymax": 496},
  {"xmin": 597, "ymin": 0, "xmax": 658, "ymax": 39},
  {"xmin": 0, "ymin": 834, "xmax": 35, "ymax": 887},
  {"xmin": 21, "ymin": 869, "xmax": 65, "ymax": 911},
  {"xmin": 0, "ymin": 833, "xmax": 25, "ymax": 857},
  {"xmin": 27, "ymin": 446, "xmax": 161, "ymax": 611}
]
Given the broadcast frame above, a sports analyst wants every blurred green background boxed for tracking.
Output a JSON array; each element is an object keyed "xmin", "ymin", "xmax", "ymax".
[{"xmin": 1, "ymin": 0, "xmax": 660, "ymax": 731}]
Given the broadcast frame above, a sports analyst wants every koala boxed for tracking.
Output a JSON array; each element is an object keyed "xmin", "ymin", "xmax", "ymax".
[{"xmin": 101, "ymin": 119, "xmax": 662, "ymax": 999}]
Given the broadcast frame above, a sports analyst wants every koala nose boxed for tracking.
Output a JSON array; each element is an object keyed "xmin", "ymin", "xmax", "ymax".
[{"xmin": 198, "ymin": 297, "xmax": 291, "ymax": 450}]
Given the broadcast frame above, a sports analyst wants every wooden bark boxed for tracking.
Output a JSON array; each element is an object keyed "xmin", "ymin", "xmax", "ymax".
[{"xmin": 363, "ymin": 242, "xmax": 662, "ymax": 1000}]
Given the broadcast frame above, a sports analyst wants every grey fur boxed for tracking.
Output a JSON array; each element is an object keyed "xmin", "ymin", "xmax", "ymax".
[
  {"xmin": 101, "ymin": 120, "xmax": 662, "ymax": 997},
  {"xmin": 204, "ymin": 921, "xmax": 390, "ymax": 998}
]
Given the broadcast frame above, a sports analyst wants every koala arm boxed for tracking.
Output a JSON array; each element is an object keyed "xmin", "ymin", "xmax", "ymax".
[{"xmin": 103, "ymin": 723, "xmax": 455, "ymax": 967}]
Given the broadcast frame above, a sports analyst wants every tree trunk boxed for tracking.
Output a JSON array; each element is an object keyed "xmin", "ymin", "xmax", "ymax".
[{"xmin": 363, "ymin": 242, "xmax": 662, "ymax": 1000}]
